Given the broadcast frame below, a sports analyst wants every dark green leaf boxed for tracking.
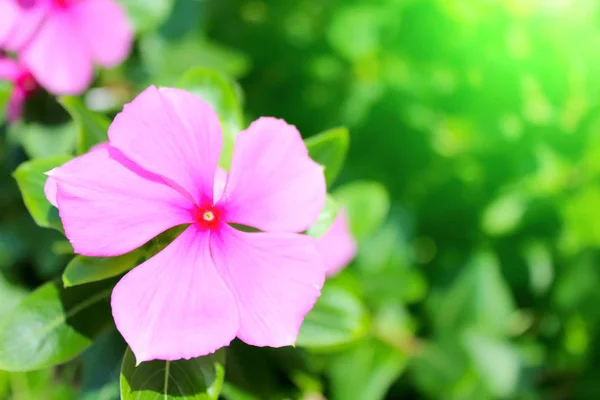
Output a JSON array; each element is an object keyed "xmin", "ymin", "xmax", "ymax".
[
  {"xmin": 334, "ymin": 181, "xmax": 390, "ymax": 240},
  {"xmin": 306, "ymin": 195, "xmax": 339, "ymax": 239},
  {"xmin": 60, "ymin": 96, "xmax": 110, "ymax": 154},
  {"xmin": 328, "ymin": 338, "xmax": 408, "ymax": 400},
  {"xmin": 63, "ymin": 249, "xmax": 144, "ymax": 288},
  {"xmin": 296, "ymin": 281, "xmax": 369, "ymax": 351},
  {"xmin": 80, "ymin": 329, "xmax": 127, "ymax": 400},
  {"xmin": 305, "ymin": 127, "xmax": 349, "ymax": 186},
  {"xmin": 120, "ymin": 347, "xmax": 225, "ymax": 400},
  {"xmin": 13, "ymin": 156, "xmax": 71, "ymax": 231},
  {"xmin": 0, "ymin": 278, "xmax": 117, "ymax": 371}
]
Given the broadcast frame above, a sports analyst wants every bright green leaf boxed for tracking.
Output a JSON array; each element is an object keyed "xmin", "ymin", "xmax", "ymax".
[
  {"xmin": 305, "ymin": 127, "xmax": 349, "ymax": 186},
  {"xmin": 178, "ymin": 67, "xmax": 245, "ymax": 169},
  {"xmin": 220, "ymin": 383, "xmax": 261, "ymax": 400},
  {"xmin": 0, "ymin": 274, "xmax": 27, "ymax": 319},
  {"xmin": 296, "ymin": 280, "xmax": 370, "ymax": 351},
  {"xmin": 306, "ymin": 195, "xmax": 340, "ymax": 239},
  {"xmin": 0, "ymin": 278, "xmax": 117, "ymax": 372},
  {"xmin": 481, "ymin": 192, "xmax": 525, "ymax": 236},
  {"xmin": 62, "ymin": 249, "xmax": 144, "ymax": 288},
  {"xmin": 60, "ymin": 96, "xmax": 110, "ymax": 154},
  {"xmin": 0, "ymin": 80, "xmax": 11, "ymax": 123},
  {"xmin": 119, "ymin": 0, "xmax": 174, "ymax": 33},
  {"xmin": 13, "ymin": 156, "xmax": 71, "ymax": 231},
  {"xmin": 462, "ymin": 330, "xmax": 520, "ymax": 398},
  {"xmin": 120, "ymin": 347, "xmax": 225, "ymax": 400},
  {"xmin": 328, "ymin": 338, "xmax": 408, "ymax": 400},
  {"xmin": 10, "ymin": 122, "xmax": 76, "ymax": 159},
  {"xmin": 334, "ymin": 181, "xmax": 390, "ymax": 240}
]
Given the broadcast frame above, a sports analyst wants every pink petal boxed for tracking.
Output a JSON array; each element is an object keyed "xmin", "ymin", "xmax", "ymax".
[
  {"xmin": 0, "ymin": 0, "xmax": 49, "ymax": 52},
  {"xmin": 219, "ymin": 117, "xmax": 326, "ymax": 233},
  {"xmin": 44, "ymin": 142, "xmax": 108, "ymax": 208},
  {"xmin": 0, "ymin": 58, "xmax": 20, "ymax": 81},
  {"xmin": 49, "ymin": 146, "xmax": 194, "ymax": 256},
  {"xmin": 316, "ymin": 210, "xmax": 357, "ymax": 276},
  {"xmin": 112, "ymin": 225, "xmax": 239, "ymax": 363},
  {"xmin": 7, "ymin": 89, "xmax": 24, "ymax": 122},
  {"xmin": 43, "ymin": 172, "xmax": 58, "ymax": 208},
  {"xmin": 70, "ymin": 0, "xmax": 132, "ymax": 67},
  {"xmin": 214, "ymin": 167, "xmax": 227, "ymax": 203},
  {"xmin": 109, "ymin": 86, "xmax": 222, "ymax": 206},
  {"xmin": 211, "ymin": 224, "xmax": 325, "ymax": 347},
  {"xmin": 20, "ymin": 9, "xmax": 93, "ymax": 95}
]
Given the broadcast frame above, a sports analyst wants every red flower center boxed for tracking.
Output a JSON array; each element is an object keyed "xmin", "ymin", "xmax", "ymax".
[
  {"xmin": 53, "ymin": 0, "xmax": 74, "ymax": 8},
  {"xmin": 192, "ymin": 205, "xmax": 221, "ymax": 230},
  {"xmin": 15, "ymin": 71, "xmax": 38, "ymax": 97}
]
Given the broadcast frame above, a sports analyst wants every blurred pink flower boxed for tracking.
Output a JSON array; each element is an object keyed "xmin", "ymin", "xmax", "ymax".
[
  {"xmin": 0, "ymin": 56, "xmax": 39, "ymax": 121},
  {"xmin": 46, "ymin": 86, "xmax": 327, "ymax": 363},
  {"xmin": 317, "ymin": 210, "xmax": 357, "ymax": 276},
  {"xmin": 0, "ymin": 0, "xmax": 133, "ymax": 95}
]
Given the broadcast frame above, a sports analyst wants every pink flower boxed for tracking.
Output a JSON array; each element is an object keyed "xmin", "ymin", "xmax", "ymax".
[
  {"xmin": 46, "ymin": 86, "xmax": 327, "ymax": 363},
  {"xmin": 317, "ymin": 210, "xmax": 357, "ymax": 276},
  {"xmin": 0, "ymin": 56, "xmax": 39, "ymax": 121},
  {"xmin": 0, "ymin": 0, "xmax": 133, "ymax": 95}
]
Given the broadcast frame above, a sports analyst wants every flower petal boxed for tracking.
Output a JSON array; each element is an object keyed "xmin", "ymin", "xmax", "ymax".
[
  {"xmin": 211, "ymin": 224, "xmax": 325, "ymax": 347},
  {"xmin": 109, "ymin": 86, "xmax": 222, "ymax": 205},
  {"xmin": 44, "ymin": 142, "xmax": 109, "ymax": 208},
  {"xmin": 214, "ymin": 167, "xmax": 227, "ymax": 203},
  {"xmin": 7, "ymin": 89, "xmax": 25, "ymax": 122},
  {"xmin": 20, "ymin": 9, "xmax": 93, "ymax": 95},
  {"xmin": 50, "ymin": 146, "xmax": 194, "ymax": 256},
  {"xmin": 219, "ymin": 117, "xmax": 326, "ymax": 233},
  {"xmin": 317, "ymin": 210, "xmax": 357, "ymax": 276},
  {"xmin": 0, "ymin": 58, "xmax": 20, "ymax": 81},
  {"xmin": 112, "ymin": 225, "xmax": 239, "ymax": 363},
  {"xmin": 70, "ymin": 0, "xmax": 132, "ymax": 67},
  {"xmin": 0, "ymin": 0, "xmax": 48, "ymax": 52}
]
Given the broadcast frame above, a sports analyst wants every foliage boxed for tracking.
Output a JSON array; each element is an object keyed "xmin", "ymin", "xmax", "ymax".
[{"xmin": 2, "ymin": 0, "xmax": 600, "ymax": 399}]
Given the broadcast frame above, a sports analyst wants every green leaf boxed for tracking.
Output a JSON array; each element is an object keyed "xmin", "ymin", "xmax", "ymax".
[
  {"xmin": 306, "ymin": 195, "xmax": 340, "ymax": 239},
  {"xmin": 119, "ymin": 0, "xmax": 174, "ymax": 33},
  {"xmin": 328, "ymin": 338, "xmax": 408, "ymax": 400},
  {"xmin": 10, "ymin": 122, "xmax": 76, "ymax": 159},
  {"xmin": 0, "ymin": 274, "xmax": 27, "ymax": 319},
  {"xmin": 305, "ymin": 127, "xmax": 349, "ymax": 186},
  {"xmin": 60, "ymin": 96, "xmax": 110, "ymax": 154},
  {"xmin": 0, "ymin": 80, "xmax": 11, "ymax": 123},
  {"xmin": 80, "ymin": 329, "xmax": 127, "ymax": 400},
  {"xmin": 62, "ymin": 249, "xmax": 144, "ymax": 288},
  {"xmin": 0, "ymin": 278, "xmax": 117, "ymax": 372},
  {"xmin": 13, "ymin": 156, "xmax": 71, "ymax": 231},
  {"xmin": 120, "ymin": 347, "xmax": 225, "ymax": 400},
  {"xmin": 220, "ymin": 383, "xmax": 261, "ymax": 400},
  {"xmin": 178, "ymin": 67, "xmax": 245, "ymax": 169},
  {"xmin": 296, "ymin": 280, "xmax": 370, "ymax": 351},
  {"xmin": 334, "ymin": 181, "xmax": 390, "ymax": 240},
  {"xmin": 462, "ymin": 330, "xmax": 520, "ymax": 397},
  {"xmin": 140, "ymin": 34, "xmax": 250, "ymax": 84},
  {"xmin": 434, "ymin": 251, "xmax": 516, "ymax": 335}
]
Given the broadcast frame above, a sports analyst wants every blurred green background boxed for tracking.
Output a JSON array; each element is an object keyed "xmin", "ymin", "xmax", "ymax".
[{"xmin": 4, "ymin": 0, "xmax": 600, "ymax": 398}]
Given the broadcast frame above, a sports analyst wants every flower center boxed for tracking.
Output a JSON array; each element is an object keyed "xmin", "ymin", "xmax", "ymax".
[
  {"xmin": 193, "ymin": 205, "xmax": 221, "ymax": 230},
  {"xmin": 15, "ymin": 71, "xmax": 38, "ymax": 97},
  {"xmin": 53, "ymin": 0, "xmax": 75, "ymax": 8}
]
